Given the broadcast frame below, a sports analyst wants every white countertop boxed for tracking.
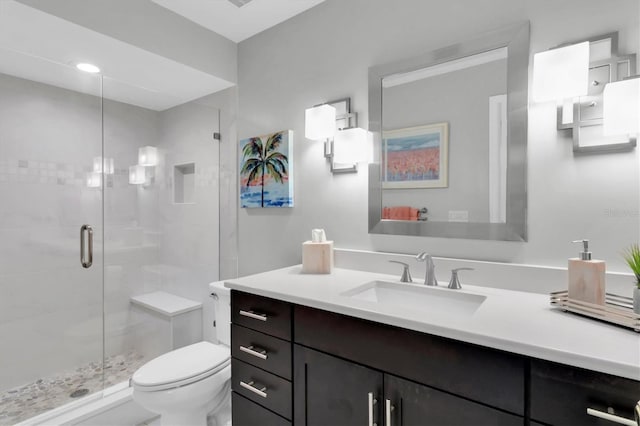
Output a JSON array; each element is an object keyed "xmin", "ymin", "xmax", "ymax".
[{"xmin": 225, "ymin": 266, "xmax": 640, "ymax": 381}]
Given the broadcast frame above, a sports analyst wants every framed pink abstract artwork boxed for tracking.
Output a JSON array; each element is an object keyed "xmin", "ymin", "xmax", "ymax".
[{"xmin": 383, "ymin": 122, "xmax": 449, "ymax": 189}]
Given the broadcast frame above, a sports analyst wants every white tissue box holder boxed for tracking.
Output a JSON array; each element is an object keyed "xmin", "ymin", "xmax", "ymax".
[{"xmin": 302, "ymin": 241, "xmax": 334, "ymax": 274}]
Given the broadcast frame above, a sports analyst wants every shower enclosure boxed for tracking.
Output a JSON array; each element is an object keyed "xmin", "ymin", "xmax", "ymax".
[{"xmin": 0, "ymin": 2, "xmax": 224, "ymax": 424}]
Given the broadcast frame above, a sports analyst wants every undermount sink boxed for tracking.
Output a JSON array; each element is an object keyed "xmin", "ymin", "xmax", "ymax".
[{"xmin": 341, "ymin": 280, "xmax": 486, "ymax": 317}]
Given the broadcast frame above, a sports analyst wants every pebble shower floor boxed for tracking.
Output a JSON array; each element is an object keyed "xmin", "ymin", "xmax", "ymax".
[{"xmin": 0, "ymin": 351, "xmax": 146, "ymax": 425}]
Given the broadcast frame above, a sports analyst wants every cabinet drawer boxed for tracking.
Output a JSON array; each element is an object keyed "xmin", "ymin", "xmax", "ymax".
[
  {"xmin": 231, "ymin": 291, "xmax": 292, "ymax": 340},
  {"xmin": 294, "ymin": 305, "xmax": 525, "ymax": 415},
  {"xmin": 232, "ymin": 324, "xmax": 292, "ymax": 380},
  {"xmin": 232, "ymin": 392, "xmax": 291, "ymax": 426},
  {"xmin": 530, "ymin": 359, "xmax": 640, "ymax": 426},
  {"xmin": 232, "ymin": 358, "xmax": 292, "ymax": 420}
]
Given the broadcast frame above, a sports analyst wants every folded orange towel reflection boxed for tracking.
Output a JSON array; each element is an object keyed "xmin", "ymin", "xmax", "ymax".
[{"xmin": 382, "ymin": 206, "xmax": 419, "ymax": 221}]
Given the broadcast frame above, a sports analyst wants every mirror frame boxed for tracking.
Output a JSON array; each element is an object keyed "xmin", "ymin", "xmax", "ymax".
[{"xmin": 368, "ymin": 21, "xmax": 529, "ymax": 241}]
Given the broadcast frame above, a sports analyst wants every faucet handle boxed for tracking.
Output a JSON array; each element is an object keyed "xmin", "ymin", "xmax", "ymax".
[
  {"xmin": 448, "ymin": 267, "xmax": 474, "ymax": 290},
  {"xmin": 389, "ymin": 260, "xmax": 412, "ymax": 283}
]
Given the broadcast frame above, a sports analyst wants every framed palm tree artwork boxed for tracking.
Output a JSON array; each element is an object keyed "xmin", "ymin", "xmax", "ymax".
[{"xmin": 239, "ymin": 130, "xmax": 293, "ymax": 208}]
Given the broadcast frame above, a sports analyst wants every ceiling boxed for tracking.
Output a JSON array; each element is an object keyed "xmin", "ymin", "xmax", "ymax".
[
  {"xmin": 0, "ymin": 0, "xmax": 326, "ymax": 110},
  {"xmin": 151, "ymin": 0, "xmax": 326, "ymax": 43}
]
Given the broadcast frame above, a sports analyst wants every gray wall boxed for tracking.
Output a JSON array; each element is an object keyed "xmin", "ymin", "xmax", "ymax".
[{"xmin": 236, "ymin": 0, "xmax": 639, "ymax": 276}]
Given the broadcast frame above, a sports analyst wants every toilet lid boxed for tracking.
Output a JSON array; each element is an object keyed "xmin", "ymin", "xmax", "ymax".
[{"xmin": 132, "ymin": 341, "xmax": 230, "ymax": 389}]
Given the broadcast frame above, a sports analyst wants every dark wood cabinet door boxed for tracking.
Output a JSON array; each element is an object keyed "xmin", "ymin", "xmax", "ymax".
[
  {"xmin": 294, "ymin": 344, "xmax": 383, "ymax": 426},
  {"xmin": 530, "ymin": 359, "xmax": 640, "ymax": 426},
  {"xmin": 384, "ymin": 374, "xmax": 524, "ymax": 426}
]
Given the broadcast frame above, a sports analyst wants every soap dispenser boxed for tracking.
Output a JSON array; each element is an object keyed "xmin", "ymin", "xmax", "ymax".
[{"xmin": 568, "ymin": 239, "xmax": 606, "ymax": 305}]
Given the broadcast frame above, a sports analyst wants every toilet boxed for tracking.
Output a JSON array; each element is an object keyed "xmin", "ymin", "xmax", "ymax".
[{"xmin": 132, "ymin": 281, "xmax": 231, "ymax": 426}]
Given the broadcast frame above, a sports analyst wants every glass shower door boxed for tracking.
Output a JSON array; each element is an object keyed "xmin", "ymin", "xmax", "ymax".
[{"xmin": 0, "ymin": 56, "xmax": 105, "ymax": 424}]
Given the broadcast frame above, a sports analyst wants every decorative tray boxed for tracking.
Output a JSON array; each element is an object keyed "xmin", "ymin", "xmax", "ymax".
[{"xmin": 550, "ymin": 290, "xmax": 640, "ymax": 332}]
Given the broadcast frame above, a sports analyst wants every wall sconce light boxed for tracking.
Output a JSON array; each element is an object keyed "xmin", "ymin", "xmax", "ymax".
[
  {"xmin": 603, "ymin": 77, "xmax": 640, "ymax": 136},
  {"xmin": 93, "ymin": 157, "xmax": 114, "ymax": 174},
  {"xmin": 532, "ymin": 32, "xmax": 637, "ymax": 153},
  {"xmin": 305, "ymin": 104, "xmax": 336, "ymax": 140},
  {"xmin": 532, "ymin": 41, "xmax": 590, "ymax": 124},
  {"xmin": 138, "ymin": 146, "xmax": 159, "ymax": 166},
  {"xmin": 86, "ymin": 172, "xmax": 101, "ymax": 188},
  {"xmin": 305, "ymin": 97, "xmax": 370, "ymax": 173},
  {"xmin": 129, "ymin": 165, "xmax": 147, "ymax": 185}
]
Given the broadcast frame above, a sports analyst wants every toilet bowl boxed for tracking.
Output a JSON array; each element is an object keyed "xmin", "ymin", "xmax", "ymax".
[{"xmin": 132, "ymin": 282, "xmax": 232, "ymax": 426}]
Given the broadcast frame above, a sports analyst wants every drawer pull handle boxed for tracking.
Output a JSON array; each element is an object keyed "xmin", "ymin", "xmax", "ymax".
[
  {"xmin": 368, "ymin": 392, "xmax": 377, "ymax": 426},
  {"xmin": 239, "ymin": 345, "xmax": 268, "ymax": 360},
  {"xmin": 240, "ymin": 380, "xmax": 268, "ymax": 398},
  {"xmin": 587, "ymin": 408, "xmax": 637, "ymax": 426},
  {"xmin": 239, "ymin": 310, "xmax": 268, "ymax": 321},
  {"xmin": 385, "ymin": 399, "xmax": 394, "ymax": 426}
]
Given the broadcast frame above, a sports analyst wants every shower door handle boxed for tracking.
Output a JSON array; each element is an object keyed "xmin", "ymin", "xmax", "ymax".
[{"xmin": 80, "ymin": 224, "xmax": 93, "ymax": 268}]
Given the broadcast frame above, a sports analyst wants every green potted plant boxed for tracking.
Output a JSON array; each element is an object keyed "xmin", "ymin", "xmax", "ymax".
[{"xmin": 622, "ymin": 244, "xmax": 640, "ymax": 314}]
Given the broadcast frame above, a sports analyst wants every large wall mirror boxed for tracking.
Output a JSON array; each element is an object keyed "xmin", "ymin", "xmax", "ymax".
[{"xmin": 368, "ymin": 22, "xmax": 529, "ymax": 241}]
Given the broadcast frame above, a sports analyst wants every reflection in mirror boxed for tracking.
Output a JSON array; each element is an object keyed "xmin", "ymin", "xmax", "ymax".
[
  {"xmin": 368, "ymin": 22, "xmax": 529, "ymax": 241},
  {"xmin": 382, "ymin": 48, "xmax": 508, "ymax": 223}
]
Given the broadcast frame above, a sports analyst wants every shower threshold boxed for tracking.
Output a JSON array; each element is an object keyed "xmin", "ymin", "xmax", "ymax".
[{"xmin": 1, "ymin": 351, "xmax": 146, "ymax": 425}]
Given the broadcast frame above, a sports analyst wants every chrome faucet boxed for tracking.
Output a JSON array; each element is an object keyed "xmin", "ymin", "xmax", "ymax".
[
  {"xmin": 389, "ymin": 261, "xmax": 412, "ymax": 283},
  {"xmin": 448, "ymin": 267, "xmax": 474, "ymax": 290},
  {"xmin": 416, "ymin": 252, "xmax": 436, "ymax": 286}
]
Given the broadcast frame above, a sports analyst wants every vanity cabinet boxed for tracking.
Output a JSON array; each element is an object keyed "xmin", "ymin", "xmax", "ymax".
[
  {"xmin": 293, "ymin": 304, "xmax": 526, "ymax": 426},
  {"xmin": 294, "ymin": 345, "xmax": 523, "ymax": 426},
  {"xmin": 293, "ymin": 305, "xmax": 526, "ymax": 416},
  {"xmin": 230, "ymin": 290, "xmax": 640, "ymax": 426},
  {"xmin": 230, "ymin": 291, "xmax": 293, "ymax": 425},
  {"xmin": 294, "ymin": 345, "xmax": 383, "ymax": 425}
]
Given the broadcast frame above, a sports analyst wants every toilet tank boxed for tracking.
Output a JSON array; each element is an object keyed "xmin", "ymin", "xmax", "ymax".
[{"xmin": 209, "ymin": 281, "xmax": 231, "ymax": 346}]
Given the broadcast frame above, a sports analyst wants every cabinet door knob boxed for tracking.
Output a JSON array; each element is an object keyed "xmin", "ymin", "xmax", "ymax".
[
  {"xmin": 385, "ymin": 399, "xmax": 395, "ymax": 426},
  {"xmin": 239, "ymin": 345, "xmax": 268, "ymax": 360},
  {"xmin": 240, "ymin": 380, "xmax": 268, "ymax": 398},
  {"xmin": 587, "ymin": 408, "xmax": 637, "ymax": 426},
  {"xmin": 239, "ymin": 309, "xmax": 268, "ymax": 321}
]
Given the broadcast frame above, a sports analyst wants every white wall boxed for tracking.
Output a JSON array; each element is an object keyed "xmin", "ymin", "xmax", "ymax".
[{"xmin": 236, "ymin": 0, "xmax": 640, "ymax": 277}]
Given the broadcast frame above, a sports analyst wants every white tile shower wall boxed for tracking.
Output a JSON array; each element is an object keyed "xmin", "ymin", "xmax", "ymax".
[
  {"xmin": 103, "ymin": 98, "xmax": 221, "ymax": 358},
  {"xmin": 235, "ymin": 0, "xmax": 639, "ymax": 279},
  {"xmin": 103, "ymin": 96, "xmax": 162, "ymax": 362},
  {"xmin": 155, "ymin": 100, "xmax": 221, "ymax": 333}
]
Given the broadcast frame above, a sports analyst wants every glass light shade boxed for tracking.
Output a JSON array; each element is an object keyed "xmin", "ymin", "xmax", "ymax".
[
  {"xmin": 532, "ymin": 41, "xmax": 590, "ymax": 102},
  {"xmin": 138, "ymin": 146, "xmax": 158, "ymax": 166},
  {"xmin": 76, "ymin": 63, "xmax": 100, "ymax": 73},
  {"xmin": 86, "ymin": 172, "xmax": 101, "ymax": 188},
  {"xmin": 129, "ymin": 165, "xmax": 146, "ymax": 185},
  {"xmin": 93, "ymin": 157, "xmax": 114, "ymax": 174},
  {"xmin": 333, "ymin": 128, "xmax": 371, "ymax": 164},
  {"xmin": 603, "ymin": 78, "xmax": 640, "ymax": 136},
  {"xmin": 305, "ymin": 104, "xmax": 336, "ymax": 140}
]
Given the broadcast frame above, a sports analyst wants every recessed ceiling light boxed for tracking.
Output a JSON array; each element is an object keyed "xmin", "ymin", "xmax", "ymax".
[{"xmin": 76, "ymin": 63, "xmax": 101, "ymax": 74}]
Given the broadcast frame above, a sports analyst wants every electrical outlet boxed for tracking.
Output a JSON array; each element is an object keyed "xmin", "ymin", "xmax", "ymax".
[{"xmin": 448, "ymin": 210, "xmax": 469, "ymax": 222}]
